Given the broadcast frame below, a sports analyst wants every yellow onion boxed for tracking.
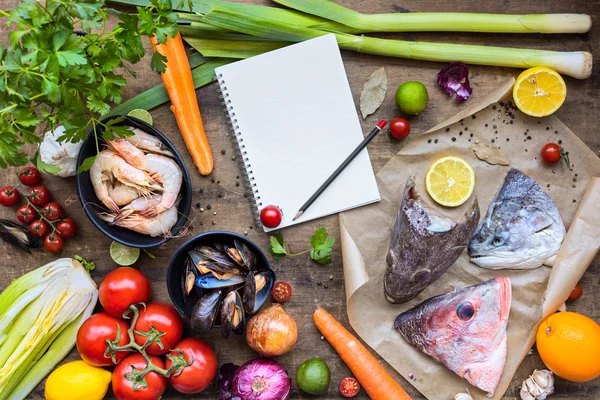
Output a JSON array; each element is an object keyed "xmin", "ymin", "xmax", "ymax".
[{"xmin": 245, "ymin": 304, "xmax": 297, "ymax": 357}]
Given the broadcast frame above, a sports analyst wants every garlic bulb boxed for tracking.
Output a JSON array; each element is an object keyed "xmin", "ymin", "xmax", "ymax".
[
  {"xmin": 520, "ymin": 369, "xmax": 554, "ymax": 400},
  {"xmin": 39, "ymin": 126, "xmax": 83, "ymax": 177},
  {"xmin": 454, "ymin": 392, "xmax": 473, "ymax": 400}
]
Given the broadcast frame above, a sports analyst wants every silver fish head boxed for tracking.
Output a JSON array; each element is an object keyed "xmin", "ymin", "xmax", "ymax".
[
  {"xmin": 394, "ymin": 277, "xmax": 511, "ymax": 395},
  {"xmin": 469, "ymin": 169, "xmax": 566, "ymax": 270},
  {"xmin": 384, "ymin": 176, "xmax": 480, "ymax": 304}
]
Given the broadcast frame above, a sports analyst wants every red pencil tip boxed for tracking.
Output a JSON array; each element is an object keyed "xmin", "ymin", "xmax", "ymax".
[{"xmin": 377, "ymin": 120, "xmax": 387, "ymax": 129}]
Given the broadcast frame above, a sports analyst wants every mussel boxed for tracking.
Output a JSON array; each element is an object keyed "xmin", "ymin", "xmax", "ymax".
[
  {"xmin": 196, "ymin": 273, "xmax": 245, "ymax": 289},
  {"xmin": 0, "ymin": 219, "xmax": 39, "ymax": 253},
  {"xmin": 220, "ymin": 290, "xmax": 245, "ymax": 339},
  {"xmin": 242, "ymin": 271, "xmax": 256, "ymax": 315},
  {"xmin": 181, "ymin": 258, "xmax": 198, "ymax": 304},
  {"xmin": 235, "ymin": 239, "xmax": 256, "ymax": 270},
  {"xmin": 242, "ymin": 269, "xmax": 275, "ymax": 315},
  {"xmin": 195, "ymin": 246, "xmax": 236, "ymax": 267},
  {"xmin": 191, "ymin": 290, "xmax": 222, "ymax": 335}
]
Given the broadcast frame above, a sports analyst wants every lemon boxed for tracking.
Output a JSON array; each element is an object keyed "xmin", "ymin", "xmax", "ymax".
[
  {"xmin": 45, "ymin": 360, "xmax": 111, "ymax": 400},
  {"xmin": 395, "ymin": 81, "xmax": 428, "ymax": 115},
  {"xmin": 110, "ymin": 241, "xmax": 140, "ymax": 266},
  {"xmin": 127, "ymin": 108, "xmax": 153, "ymax": 125},
  {"xmin": 297, "ymin": 357, "xmax": 330, "ymax": 395},
  {"xmin": 426, "ymin": 156, "xmax": 475, "ymax": 207},
  {"xmin": 513, "ymin": 67, "xmax": 566, "ymax": 117}
]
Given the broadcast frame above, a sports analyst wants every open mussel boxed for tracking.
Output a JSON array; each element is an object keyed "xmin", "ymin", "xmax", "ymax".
[
  {"xmin": 181, "ymin": 258, "xmax": 198, "ymax": 304},
  {"xmin": 191, "ymin": 290, "xmax": 222, "ymax": 335},
  {"xmin": 235, "ymin": 239, "xmax": 256, "ymax": 270},
  {"xmin": 196, "ymin": 273, "xmax": 245, "ymax": 290},
  {"xmin": 195, "ymin": 246, "xmax": 236, "ymax": 267},
  {"xmin": 221, "ymin": 290, "xmax": 245, "ymax": 339},
  {"xmin": 242, "ymin": 269, "xmax": 275, "ymax": 315},
  {"xmin": 0, "ymin": 219, "xmax": 39, "ymax": 253}
]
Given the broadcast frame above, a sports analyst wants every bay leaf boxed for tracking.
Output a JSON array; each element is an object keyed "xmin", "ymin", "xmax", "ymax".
[
  {"xmin": 470, "ymin": 139, "xmax": 510, "ymax": 166},
  {"xmin": 360, "ymin": 67, "xmax": 387, "ymax": 119}
]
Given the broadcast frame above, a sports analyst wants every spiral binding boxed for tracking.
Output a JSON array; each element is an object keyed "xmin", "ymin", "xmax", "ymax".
[{"xmin": 217, "ymin": 73, "xmax": 263, "ymax": 225}]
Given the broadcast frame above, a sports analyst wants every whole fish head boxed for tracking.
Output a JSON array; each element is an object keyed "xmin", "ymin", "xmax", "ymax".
[
  {"xmin": 394, "ymin": 278, "xmax": 511, "ymax": 395},
  {"xmin": 385, "ymin": 176, "xmax": 480, "ymax": 303},
  {"xmin": 468, "ymin": 169, "xmax": 565, "ymax": 269}
]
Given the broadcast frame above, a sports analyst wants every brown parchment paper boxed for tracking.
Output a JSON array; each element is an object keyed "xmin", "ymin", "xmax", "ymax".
[{"xmin": 339, "ymin": 79, "xmax": 600, "ymax": 400}]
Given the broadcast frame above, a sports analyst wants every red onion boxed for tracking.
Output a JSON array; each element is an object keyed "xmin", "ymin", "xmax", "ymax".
[{"xmin": 231, "ymin": 359, "xmax": 291, "ymax": 400}]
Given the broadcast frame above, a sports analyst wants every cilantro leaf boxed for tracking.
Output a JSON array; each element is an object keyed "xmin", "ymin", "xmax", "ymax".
[{"xmin": 268, "ymin": 233, "xmax": 288, "ymax": 260}]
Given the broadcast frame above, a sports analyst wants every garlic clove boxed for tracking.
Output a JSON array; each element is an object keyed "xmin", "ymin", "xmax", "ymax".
[
  {"xmin": 520, "ymin": 384, "xmax": 536, "ymax": 400},
  {"xmin": 454, "ymin": 392, "xmax": 473, "ymax": 400},
  {"xmin": 520, "ymin": 369, "xmax": 555, "ymax": 400},
  {"xmin": 531, "ymin": 369, "xmax": 554, "ymax": 392}
]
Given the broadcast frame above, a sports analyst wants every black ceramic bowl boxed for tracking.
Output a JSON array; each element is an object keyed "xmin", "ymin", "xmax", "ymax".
[
  {"xmin": 76, "ymin": 115, "xmax": 192, "ymax": 248},
  {"xmin": 167, "ymin": 231, "xmax": 274, "ymax": 322}
]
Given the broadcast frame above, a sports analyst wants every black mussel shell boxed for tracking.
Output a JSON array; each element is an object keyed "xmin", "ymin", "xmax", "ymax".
[
  {"xmin": 223, "ymin": 244, "xmax": 247, "ymax": 269},
  {"xmin": 235, "ymin": 239, "xmax": 256, "ymax": 270},
  {"xmin": 221, "ymin": 290, "xmax": 245, "ymax": 339},
  {"xmin": 182, "ymin": 259, "xmax": 198, "ymax": 304},
  {"xmin": 196, "ymin": 273, "xmax": 245, "ymax": 290},
  {"xmin": 195, "ymin": 246, "xmax": 236, "ymax": 267},
  {"xmin": 251, "ymin": 269, "xmax": 275, "ymax": 314},
  {"xmin": 0, "ymin": 219, "xmax": 39, "ymax": 254},
  {"xmin": 191, "ymin": 290, "xmax": 222, "ymax": 335},
  {"xmin": 242, "ymin": 271, "xmax": 256, "ymax": 315}
]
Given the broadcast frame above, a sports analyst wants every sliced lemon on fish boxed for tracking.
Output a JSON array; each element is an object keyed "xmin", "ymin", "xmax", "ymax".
[
  {"xmin": 513, "ymin": 67, "xmax": 566, "ymax": 117},
  {"xmin": 127, "ymin": 109, "xmax": 153, "ymax": 125},
  {"xmin": 426, "ymin": 156, "xmax": 475, "ymax": 207},
  {"xmin": 110, "ymin": 241, "xmax": 140, "ymax": 266}
]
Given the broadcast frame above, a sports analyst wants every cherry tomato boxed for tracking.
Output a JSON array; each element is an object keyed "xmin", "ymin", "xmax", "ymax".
[
  {"xmin": 133, "ymin": 302, "xmax": 183, "ymax": 355},
  {"xmin": 260, "ymin": 205, "xmax": 282, "ymax": 228},
  {"xmin": 99, "ymin": 267, "xmax": 152, "ymax": 318},
  {"xmin": 29, "ymin": 219, "xmax": 48, "ymax": 238},
  {"xmin": 18, "ymin": 166, "xmax": 41, "ymax": 186},
  {"xmin": 16, "ymin": 204, "xmax": 37, "ymax": 223},
  {"xmin": 166, "ymin": 338, "xmax": 218, "ymax": 394},
  {"xmin": 568, "ymin": 283, "xmax": 582, "ymax": 301},
  {"xmin": 41, "ymin": 202, "xmax": 64, "ymax": 221},
  {"xmin": 76, "ymin": 312, "xmax": 130, "ymax": 366},
  {"xmin": 271, "ymin": 281, "xmax": 292, "ymax": 303},
  {"xmin": 389, "ymin": 117, "xmax": 410, "ymax": 140},
  {"xmin": 27, "ymin": 186, "xmax": 51, "ymax": 207},
  {"xmin": 541, "ymin": 143, "xmax": 563, "ymax": 164},
  {"xmin": 44, "ymin": 233, "xmax": 64, "ymax": 253},
  {"xmin": 113, "ymin": 353, "xmax": 167, "ymax": 400},
  {"xmin": 56, "ymin": 218, "xmax": 77, "ymax": 239},
  {"xmin": 339, "ymin": 377, "xmax": 361, "ymax": 398},
  {"xmin": 0, "ymin": 186, "xmax": 20, "ymax": 207}
]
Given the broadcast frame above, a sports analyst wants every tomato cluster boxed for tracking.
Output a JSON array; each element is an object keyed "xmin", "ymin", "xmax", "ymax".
[
  {"xmin": 76, "ymin": 268, "xmax": 217, "ymax": 400},
  {"xmin": 1, "ymin": 166, "xmax": 77, "ymax": 253}
]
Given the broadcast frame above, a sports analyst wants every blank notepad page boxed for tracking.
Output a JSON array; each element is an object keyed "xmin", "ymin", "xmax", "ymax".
[{"xmin": 215, "ymin": 34, "xmax": 380, "ymax": 231}]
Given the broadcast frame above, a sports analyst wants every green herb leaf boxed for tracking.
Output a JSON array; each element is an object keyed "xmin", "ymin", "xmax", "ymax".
[
  {"xmin": 36, "ymin": 153, "xmax": 62, "ymax": 175},
  {"xmin": 268, "ymin": 233, "xmax": 288, "ymax": 260},
  {"xmin": 309, "ymin": 228, "xmax": 334, "ymax": 265},
  {"xmin": 74, "ymin": 255, "xmax": 96, "ymax": 273},
  {"xmin": 77, "ymin": 155, "xmax": 97, "ymax": 174}
]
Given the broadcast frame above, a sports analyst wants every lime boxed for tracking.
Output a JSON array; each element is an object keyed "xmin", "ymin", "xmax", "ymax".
[
  {"xmin": 297, "ymin": 356, "xmax": 330, "ymax": 395},
  {"xmin": 395, "ymin": 81, "xmax": 428, "ymax": 115},
  {"xmin": 110, "ymin": 241, "xmax": 140, "ymax": 266},
  {"xmin": 127, "ymin": 109, "xmax": 153, "ymax": 125}
]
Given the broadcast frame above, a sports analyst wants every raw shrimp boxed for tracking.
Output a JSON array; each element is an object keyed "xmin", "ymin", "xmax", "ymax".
[
  {"xmin": 108, "ymin": 138, "xmax": 182, "ymax": 216},
  {"xmin": 125, "ymin": 127, "xmax": 175, "ymax": 157},
  {"xmin": 115, "ymin": 194, "xmax": 163, "ymax": 222},
  {"xmin": 100, "ymin": 203, "xmax": 178, "ymax": 237},
  {"xmin": 90, "ymin": 150, "xmax": 161, "ymax": 213},
  {"xmin": 109, "ymin": 181, "xmax": 141, "ymax": 206}
]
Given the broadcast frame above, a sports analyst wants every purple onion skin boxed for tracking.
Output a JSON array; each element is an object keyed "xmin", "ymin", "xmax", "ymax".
[
  {"xmin": 231, "ymin": 358, "xmax": 291, "ymax": 400},
  {"xmin": 219, "ymin": 363, "xmax": 241, "ymax": 400}
]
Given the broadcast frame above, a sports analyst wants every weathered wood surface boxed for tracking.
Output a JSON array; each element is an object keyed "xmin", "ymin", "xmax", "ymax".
[{"xmin": 1, "ymin": 0, "xmax": 599, "ymax": 398}]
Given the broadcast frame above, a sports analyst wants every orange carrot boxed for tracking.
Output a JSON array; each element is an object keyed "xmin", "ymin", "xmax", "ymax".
[
  {"xmin": 313, "ymin": 308, "xmax": 412, "ymax": 400},
  {"xmin": 151, "ymin": 32, "xmax": 213, "ymax": 175}
]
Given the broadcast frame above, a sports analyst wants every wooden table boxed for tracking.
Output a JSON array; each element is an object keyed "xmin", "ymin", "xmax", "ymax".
[{"xmin": 1, "ymin": 0, "xmax": 598, "ymax": 398}]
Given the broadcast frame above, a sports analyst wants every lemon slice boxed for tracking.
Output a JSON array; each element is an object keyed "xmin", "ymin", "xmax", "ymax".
[
  {"xmin": 513, "ymin": 67, "xmax": 566, "ymax": 117},
  {"xmin": 426, "ymin": 156, "xmax": 475, "ymax": 207},
  {"xmin": 127, "ymin": 109, "xmax": 153, "ymax": 125},
  {"xmin": 110, "ymin": 241, "xmax": 140, "ymax": 266}
]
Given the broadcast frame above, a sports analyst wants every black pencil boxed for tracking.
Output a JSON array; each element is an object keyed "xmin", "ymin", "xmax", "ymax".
[{"xmin": 292, "ymin": 120, "xmax": 387, "ymax": 221}]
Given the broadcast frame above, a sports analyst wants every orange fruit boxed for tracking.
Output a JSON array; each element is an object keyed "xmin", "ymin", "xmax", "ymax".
[{"xmin": 536, "ymin": 312, "xmax": 600, "ymax": 382}]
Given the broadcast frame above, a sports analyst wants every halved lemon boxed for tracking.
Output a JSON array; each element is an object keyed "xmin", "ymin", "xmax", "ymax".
[
  {"xmin": 426, "ymin": 156, "xmax": 475, "ymax": 207},
  {"xmin": 513, "ymin": 67, "xmax": 566, "ymax": 117}
]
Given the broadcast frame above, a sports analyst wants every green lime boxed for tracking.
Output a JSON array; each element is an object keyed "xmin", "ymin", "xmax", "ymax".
[
  {"xmin": 127, "ymin": 109, "xmax": 153, "ymax": 125},
  {"xmin": 110, "ymin": 241, "xmax": 140, "ymax": 266},
  {"xmin": 395, "ymin": 81, "xmax": 428, "ymax": 115},
  {"xmin": 297, "ymin": 356, "xmax": 330, "ymax": 395}
]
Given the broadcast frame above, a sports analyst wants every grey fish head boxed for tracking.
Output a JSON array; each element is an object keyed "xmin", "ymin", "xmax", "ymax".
[
  {"xmin": 469, "ymin": 169, "xmax": 566, "ymax": 269},
  {"xmin": 394, "ymin": 278, "xmax": 511, "ymax": 395},
  {"xmin": 384, "ymin": 177, "xmax": 480, "ymax": 304}
]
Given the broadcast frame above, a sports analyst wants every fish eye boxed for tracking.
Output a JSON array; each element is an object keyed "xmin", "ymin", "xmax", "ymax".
[
  {"xmin": 491, "ymin": 234, "xmax": 507, "ymax": 247},
  {"xmin": 456, "ymin": 301, "xmax": 475, "ymax": 321}
]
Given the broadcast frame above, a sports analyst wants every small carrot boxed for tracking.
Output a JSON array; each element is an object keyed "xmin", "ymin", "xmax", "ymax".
[
  {"xmin": 313, "ymin": 308, "xmax": 412, "ymax": 400},
  {"xmin": 151, "ymin": 32, "xmax": 214, "ymax": 175}
]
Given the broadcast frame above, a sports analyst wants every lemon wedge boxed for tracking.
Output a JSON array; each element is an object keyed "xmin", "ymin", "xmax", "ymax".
[
  {"xmin": 426, "ymin": 156, "xmax": 475, "ymax": 207},
  {"xmin": 513, "ymin": 67, "xmax": 566, "ymax": 117}
]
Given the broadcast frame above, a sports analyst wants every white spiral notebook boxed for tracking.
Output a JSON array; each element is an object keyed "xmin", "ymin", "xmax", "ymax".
[{"xmin": 215, "ymin": 34, "xmax": 380, "ymax": 232}]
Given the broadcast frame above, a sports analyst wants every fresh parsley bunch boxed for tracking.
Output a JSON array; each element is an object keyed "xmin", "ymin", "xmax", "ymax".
[
  {"xmin": 268, "ymin": 227, "xmax": 335, "ymax": 265},
  {"xmin": 0, "ymin": 0, "xmax": 180, "ymax": 171}
]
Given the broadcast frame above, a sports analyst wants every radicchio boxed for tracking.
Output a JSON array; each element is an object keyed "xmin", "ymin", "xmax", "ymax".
[{"xmin": 437, "ymin": 62, "xmax": 473, "ymax": 102}]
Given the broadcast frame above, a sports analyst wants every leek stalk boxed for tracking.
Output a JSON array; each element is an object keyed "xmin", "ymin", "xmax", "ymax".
[
  {"xmin": 0, "ymin": 258, "xmax": 98, "ymax": 400},
  {"xmin": 197, "ymin": 8, "xmax": 592, "ymax": 79},
  {"xmin": 185, "ymin": 38, "xmax": 288, "ymax": 58},
  {"xmin": 273, "ymin": 0, "xmax": 592, "ymax": 34}
]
